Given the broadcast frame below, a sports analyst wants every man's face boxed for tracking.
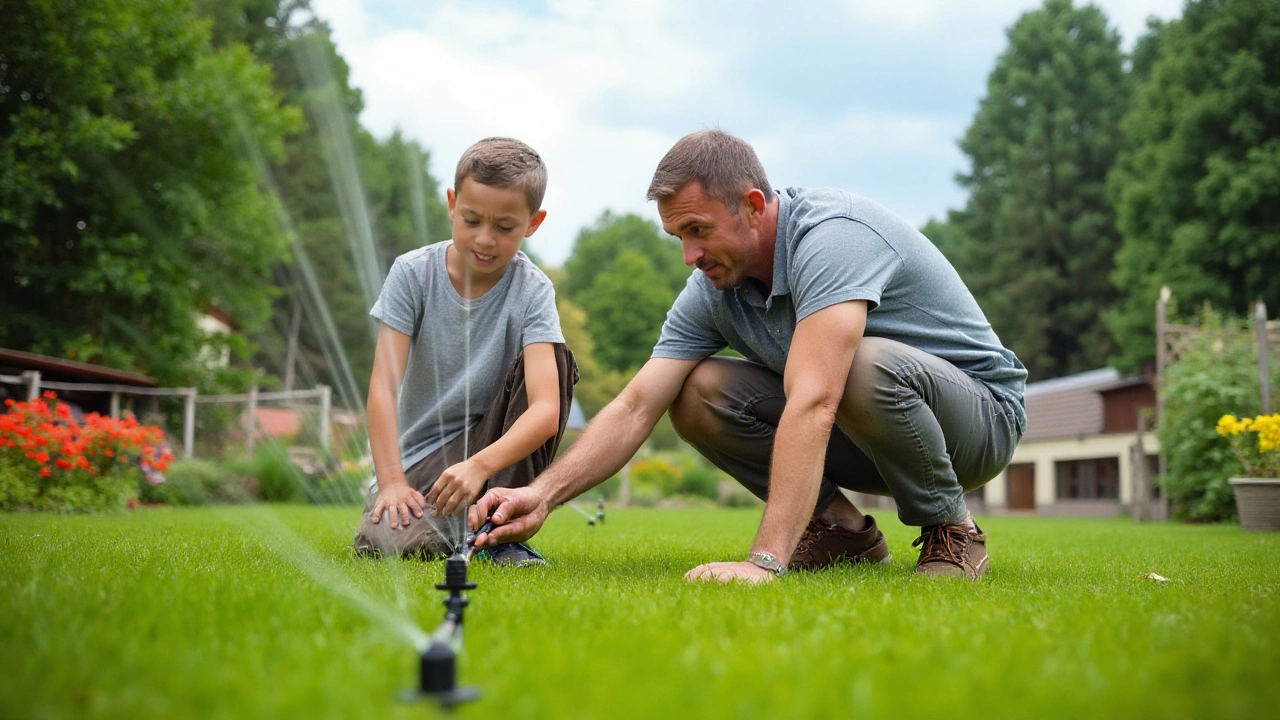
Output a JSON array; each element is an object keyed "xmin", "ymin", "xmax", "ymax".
[{"xmin": 658, "ymin": 182, "xmax": 754, "ymax": 290}]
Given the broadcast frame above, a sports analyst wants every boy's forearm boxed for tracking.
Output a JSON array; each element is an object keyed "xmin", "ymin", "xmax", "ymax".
[
  {"xmin": 467, "ymin": 400, "xmax": 560, "ymax": 477},
  {"xmin": 367, "ymin": 381, "xmax": 406, "ymax": 488}
]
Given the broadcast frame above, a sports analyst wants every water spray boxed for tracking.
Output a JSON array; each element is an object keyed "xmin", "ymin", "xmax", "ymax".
[{"xmin": 568, "ymin": 502, "xmax": 601, "ymax": 526}]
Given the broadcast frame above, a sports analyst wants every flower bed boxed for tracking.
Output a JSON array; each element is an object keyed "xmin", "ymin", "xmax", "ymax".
[{"xmin": 0, "ymin": 392, "xmax": 173, "ymax": 512}]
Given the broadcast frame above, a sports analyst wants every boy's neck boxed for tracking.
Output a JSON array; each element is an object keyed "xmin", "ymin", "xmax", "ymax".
[{"xmin": 445, "ymin": 243, "xmax": 509, "ymax": 299}]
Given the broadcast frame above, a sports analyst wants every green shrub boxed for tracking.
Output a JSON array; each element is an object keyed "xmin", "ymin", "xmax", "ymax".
[
  {"xmin": 631, "ymin": 457, "xmax": 682, "ymax": 496},
  {"xmin": 159, "ymin": 461, "xmax": 255, "ymax": 506},
  {"xmin": 0, "ymin": 457, "xmax": 36, "ymax": 510},
  {"xmin": 678, "ymin": 462, "xmax": 721, "ymax": 500},
  {"xmin": 250, "ymin": 444, "xmax": 305, "ymax": 502},
  {"xmin": 1159, "ymin": 313, "xmax": 1280, "ymax": 521},
  {"xmin": 308, "ymin": 464, "xmax": 368, "ymax": 505}
]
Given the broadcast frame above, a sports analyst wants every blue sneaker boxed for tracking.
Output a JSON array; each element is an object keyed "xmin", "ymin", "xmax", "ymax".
[{"xmin": 477, "ymin": 541, "xmax": 546, "ymax": 567}]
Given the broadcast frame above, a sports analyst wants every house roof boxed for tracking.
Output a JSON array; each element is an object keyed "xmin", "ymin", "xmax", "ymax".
[
  {"xmin": 0, "ymin": 347, "xmax": 157, "ymax": 387},
  {"xmin": 1022, "ymin": 368, "xmax": 1119, "ymax": 442}
]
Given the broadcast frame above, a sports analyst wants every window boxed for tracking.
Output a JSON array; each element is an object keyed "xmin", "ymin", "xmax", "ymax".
[{"xmin": 1055, "ymin": 458, "xmax": 1120, "ymax": 500}]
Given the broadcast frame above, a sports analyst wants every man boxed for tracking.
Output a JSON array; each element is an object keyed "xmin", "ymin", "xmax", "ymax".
[{"xmin": 471, "ymin": 129, "xmax": 1026, "ymax": 583}]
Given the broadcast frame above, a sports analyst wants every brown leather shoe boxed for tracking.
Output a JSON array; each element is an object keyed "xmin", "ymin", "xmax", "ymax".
[
  {"xmin": 789, "ymin": 515, "xmax": 891, "ymax": 570},
  {"xmin": 912, "ymin": 521, "xmax": 988, "ymax": 579}
]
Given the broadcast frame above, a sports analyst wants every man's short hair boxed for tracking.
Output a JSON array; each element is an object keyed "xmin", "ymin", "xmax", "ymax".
[
  {"xmin": 646, "ymin": 129, "xmax": 774, "ymax": 210},
  {"xmin": 455, "ymin": 137, "xmax": 548, "ymax": 213}
]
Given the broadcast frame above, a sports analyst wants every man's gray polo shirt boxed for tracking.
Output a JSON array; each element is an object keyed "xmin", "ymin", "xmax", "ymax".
[{"xmin": 651, "ymin": 186, "xmax": 1027, "ymax": 428}]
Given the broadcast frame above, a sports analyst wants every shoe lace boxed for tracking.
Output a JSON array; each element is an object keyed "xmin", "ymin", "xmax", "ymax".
[
  {"xmin": 794, "ymin": 519, "xmax": 828, "ymax": 557},
  {"xmin": 912, "ymin": 524, "xmax": 970, "ymax": 566}
]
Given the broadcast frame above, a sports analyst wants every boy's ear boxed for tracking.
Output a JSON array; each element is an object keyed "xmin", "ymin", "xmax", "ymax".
[
  {"xmin": 446, "ymin": 187, "xmax": 457, "ymax": 219},
  {"xmin": 524, "ymin": 209, "xmax": 548, "ymax": 237}
]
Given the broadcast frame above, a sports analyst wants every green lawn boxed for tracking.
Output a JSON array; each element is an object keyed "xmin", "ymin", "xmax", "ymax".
[{"xmin": 2, "ymin": 506, "xmax": 1278, "ymax": 720}]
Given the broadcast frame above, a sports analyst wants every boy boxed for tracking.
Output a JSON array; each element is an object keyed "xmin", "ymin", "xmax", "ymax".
[{"xmin": 352, "ymin": 137, "xmax": 576, "ymax": 564}]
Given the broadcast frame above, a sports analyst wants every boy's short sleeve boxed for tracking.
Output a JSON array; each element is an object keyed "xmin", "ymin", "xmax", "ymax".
[
  {"xmin": 791, "ymin": 218, "xmax": 903, "ymax": 322},
  {"xmin": 651, "ymin": 275, "xmax": 727, "ymax": 361},
  {"xmin": 521, "ymin": 279, "xmax": 564, "ymax": 347},
  {"xmin": 369, "ymin": 258, "xmax": 419, "ymax": 336}
]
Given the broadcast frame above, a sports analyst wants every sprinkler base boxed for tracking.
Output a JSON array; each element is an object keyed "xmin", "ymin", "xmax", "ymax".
[{"xmin": 399, "ymin": 687, "xmax": 481, "ymax": 707}]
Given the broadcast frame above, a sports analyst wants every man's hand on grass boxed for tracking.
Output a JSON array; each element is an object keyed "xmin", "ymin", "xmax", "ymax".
[
  {"xmin": 370, "ymin": 483, "xmax": 425, "ymax": 529},
  {"xmin": 469, "ymin": 486, "xmax": 550, "ymax": 547},
  {"xmin": 684, "ymin": 561, "xmax": 776, "ymax": 585},
  {"xmin": 427, "ymin": 460, "xmax": 488, "ymax": 517}
]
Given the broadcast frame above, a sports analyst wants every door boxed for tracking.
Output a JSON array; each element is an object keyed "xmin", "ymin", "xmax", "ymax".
[{"xmin": 1006, "ymin": 463, "xmax": 1036, "ymax": 511}]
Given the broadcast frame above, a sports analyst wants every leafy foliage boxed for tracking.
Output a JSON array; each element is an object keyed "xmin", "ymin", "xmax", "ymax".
[
  {"xmin": 561, "ymin": 212, "xmax": 688, "ymax": 373},
  {"xmin": 1108, "ymin": 0, "xmax": 1280, "ymax": 371},
  {"xmin": 947, "ymin": 0, "xmax": 1130, "ymax": 380},
  {"xmin": 0, "ymin": 0, "xmax": 301, "ymax": 386},
  {"xmin": 1158, "ymin": 312, "xmax": 1279, "ymax": 521},
  {"xmin": 196, "ymin": 3, "xmax": 453, "ymax": 399},
  {"xmin": 0, "ymin": 393, "xmax": 173, "ymax": 511}
]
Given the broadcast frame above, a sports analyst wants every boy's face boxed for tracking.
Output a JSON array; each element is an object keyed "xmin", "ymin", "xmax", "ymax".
[{"xmin": 446, "ymin": 178, "xmax": 546, "ymax": 284}]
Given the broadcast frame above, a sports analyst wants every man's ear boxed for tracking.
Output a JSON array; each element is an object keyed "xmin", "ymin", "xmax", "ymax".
[
  {"xmin": 743, "ymin": 188, "xmax": 767, "ymax": 226},
  {"xmin": 446, "ymin": 187, "xmax": 457, "ymax": 220},
  {"xmin": 525, "ymin": 209, "xmax": 548, "ymax": 237}
]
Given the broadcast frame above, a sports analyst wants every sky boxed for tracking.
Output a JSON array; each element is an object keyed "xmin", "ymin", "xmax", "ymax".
[{"xmin": 310, "ymin": 0, "xmax": 1186, "ymax": 267}]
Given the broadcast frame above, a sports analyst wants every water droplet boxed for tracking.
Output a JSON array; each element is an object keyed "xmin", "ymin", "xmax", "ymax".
[{"xmin": 76, "ymin": 221, "xmax": 86, "ymax": 230}]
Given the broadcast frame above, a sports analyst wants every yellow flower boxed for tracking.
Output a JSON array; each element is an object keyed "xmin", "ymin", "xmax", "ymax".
[{"xmin": 1216, "ymin": 414, "xmax": 1240, "ymax": 436}]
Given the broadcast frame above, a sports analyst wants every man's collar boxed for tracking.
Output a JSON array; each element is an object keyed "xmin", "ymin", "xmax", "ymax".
[{"xmin": 769, "ymin": 189, "xmax": 792, "ymax": 299}]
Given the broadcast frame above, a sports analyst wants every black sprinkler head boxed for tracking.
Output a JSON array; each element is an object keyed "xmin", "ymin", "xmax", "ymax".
[
  {"xmin": 400, "ymin": 641, "xmax": 480, "ymax": 707},
  {"xmin": 597, "ymin": 499, "xmax": 606, "ymax": 524},
  {"xmin": 438, "ymin": 553, "xmax": 477, "ymax": 592}
]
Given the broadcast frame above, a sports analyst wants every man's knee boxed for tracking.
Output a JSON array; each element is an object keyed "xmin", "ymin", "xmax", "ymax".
[{"xmin": 669, "ymin": 358, "xmax": 731, "ymax": 442}]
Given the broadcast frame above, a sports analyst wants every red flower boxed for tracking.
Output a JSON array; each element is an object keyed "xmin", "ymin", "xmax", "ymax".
[
  {"xmin": 42, "ymin": 391, "xmax": 57, "ymax": 400},
  {"xmin": 39, "ymin": 467, "xmax": 51, "ymax": 477},
  {"xmin": 55, "ymin": 458, "xmax": 72, "ymax": 470}
]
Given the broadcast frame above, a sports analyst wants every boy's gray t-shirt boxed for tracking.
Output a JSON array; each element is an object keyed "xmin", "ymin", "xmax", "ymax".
[
  {"xmin": 370, "ymin": 241, "xmax": 564, "ymax": 472},
  {"xmin": 652, "ymin": 186, "xmax": 1028, "ymax": 429}
]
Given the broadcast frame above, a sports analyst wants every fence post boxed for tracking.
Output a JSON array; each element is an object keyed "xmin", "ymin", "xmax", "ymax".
[
  {"xmin": 21, "ymin": 370, "xmax": 41, "ymax": 401},
  {"xmin": 318, "ymin": 384, "xmax": 332, "ymax": 452},
  {"xmin": 1259, "ymin": 301, "xmax": 1271, "ymax": 415},
  {"xmin": 183, "ymin": 388, "xmax": 197, "ymax": 460},
  {"xmin": 245, "ymin": 385, "xmax": 259, "ymax": 456},
  {"xmin": 109, "ymin": 391, "xmax": 121, "ymax": 419}
]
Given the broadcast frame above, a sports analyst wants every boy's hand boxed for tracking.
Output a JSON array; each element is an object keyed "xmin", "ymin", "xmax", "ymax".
[
  {"xmin": 370, "ymin": 483, "xmax": 425, "ymax": 529},
  {"xmin": 427, "ymin": 460, "xmax": 489, "ymax": 517}
]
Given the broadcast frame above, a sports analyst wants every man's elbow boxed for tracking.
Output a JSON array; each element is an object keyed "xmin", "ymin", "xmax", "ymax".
[{"xmin": 788, "ymin": 391, "xmax": 841, "ymax": 428}]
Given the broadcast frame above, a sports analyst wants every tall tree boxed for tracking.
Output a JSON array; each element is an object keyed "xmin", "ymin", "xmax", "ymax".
[
  {"xmin": 1107, "ymin": 0, "xmax": 1280, "ymax": 372},
  {"xmin": 562, "ymin": 211, "xmax": 687, "ymax": 302},
  {"xmin": 948, "ymin": 0, "xmax": 1130, "ymax": 380},
  {"xmin": 0, "ymin": 0, "xmax": 300, "ymax": 385},
  {"xmin": 197, "ymin": 3, "xmax": 452, "ymax": 400},
  {"xmin": 576, "ymin": 250, "xmax": 678, "ymax": 373}
]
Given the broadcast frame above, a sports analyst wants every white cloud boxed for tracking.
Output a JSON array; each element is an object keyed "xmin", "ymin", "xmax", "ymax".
[{"xmin": 311, "ymin": 0, "xmax": 1186, "ymax": 265}]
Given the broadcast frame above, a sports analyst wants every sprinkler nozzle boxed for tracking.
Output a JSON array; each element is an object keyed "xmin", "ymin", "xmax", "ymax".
[{"xmin": 597, "ymin": 499, "xmax": 606, "ymax": 524}]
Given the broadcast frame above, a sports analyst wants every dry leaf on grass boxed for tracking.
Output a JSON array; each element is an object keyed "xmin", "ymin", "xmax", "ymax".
[{"xmin": 1140, "ymin": 572, "xmax": 1169, "ymax": 583}]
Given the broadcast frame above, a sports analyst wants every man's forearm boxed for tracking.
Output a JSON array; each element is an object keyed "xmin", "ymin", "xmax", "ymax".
[
  {"xmin": 751, "ymin": 401, "xmax": 834, "ymax": 561},
  {"xmin": 531, "ymin": 396, "xmax": 655, "ymax": 507}
]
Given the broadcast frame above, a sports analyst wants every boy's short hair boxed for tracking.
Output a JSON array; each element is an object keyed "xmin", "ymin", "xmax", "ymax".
[
  {"xmin": 646, "ymin": 129, "xmax": 774, "ymax": 211},
  {"xmin": 454, "ymin": 137, "xmax": 548, "ymax": 214}
]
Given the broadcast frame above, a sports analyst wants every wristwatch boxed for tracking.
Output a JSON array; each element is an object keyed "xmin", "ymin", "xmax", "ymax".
[{"xmin": 746, "ymin": 551, "xmax": 787, "ymax": 577}]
